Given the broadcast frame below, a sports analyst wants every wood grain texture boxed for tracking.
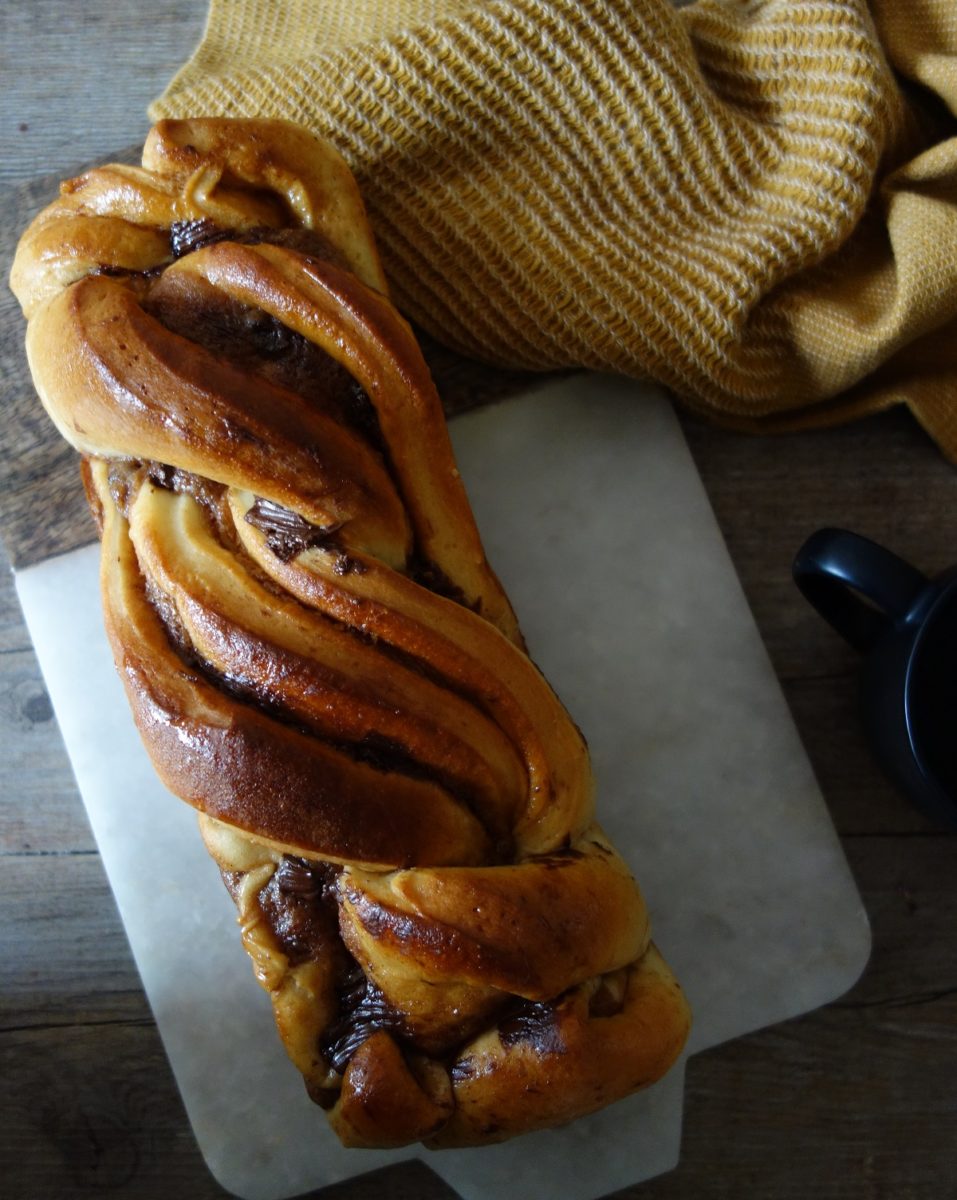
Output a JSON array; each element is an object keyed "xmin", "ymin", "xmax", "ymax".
[
  {"xmin": 2, "ymin": 2, "xmax": 956, "ymax": 1198},
  {"xmin": 0, "ymin": 171, "xmax": 99, "ymax": 568}
]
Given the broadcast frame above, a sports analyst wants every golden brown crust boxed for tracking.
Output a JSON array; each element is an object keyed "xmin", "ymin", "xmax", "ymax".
[
  {"xmin": 330, "ymin": 1031, "xmax": 455, "ymax": 1148},
  {"xmin": 96, "ymin": 483, "xmax": 492, "ymax": 868},
  {"xmin": 429, "ymin": 947, "xmax": 691, "ymax": 1147},
  {"xmin": 27, "ymin": 271, "xmax": 410, "ymax": 558},
  {"xmin": 10, "ymin": 117, "xmax": 388, "ymax": 319},
  {"xmin": 11, "ymin": 117, "xmax": 690, "ymax": 1149}
]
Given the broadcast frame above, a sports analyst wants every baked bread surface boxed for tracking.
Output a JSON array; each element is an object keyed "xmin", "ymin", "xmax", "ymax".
[{"xmin": 11, "ymin": 117, "xmax": 690, "ymax": 1148}]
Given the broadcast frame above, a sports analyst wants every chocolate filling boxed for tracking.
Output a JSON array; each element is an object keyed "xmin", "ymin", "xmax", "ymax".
[
  {"xmin": 231, "ymin": 851, "xmax": 623, "ymax": 1091},
  {"xmin": 169, "ymin": 217, "xmax": 234, "ymax": 259},
  {"xmin": 449, "ymin": 1056, "xmax": 477, "ymax": 1083},
  {"xmin": 406, "ymin": 552, "xmax": 477, "ymax": 611},
  {"xmin": 495, "ymin": 975, "xmax": 625, "ymax": 1053},
  {"xmin": 322, "ymin": 963, "xmax": 409, "ymax": 1074},
  {"xmin": 239, "ymin": 855, "xmax": 410, "ymax": 1077},
  {"xmin": 168, "ymin": 219, "xmax": 352, "ymax": 275},
  {"xmin": 498, "ymin": 1000, "xmax": 562, "ymax": 1051},
  {"xmin": 143, "ymin": 461, "xmax": 230, "ymax": 525},
  {"xmin": 257, "ymin": 858, "xmax": 343, "ymax": 967},
  {"xmin": 243, "ymin": 496, "xmax": 344, "ymax": 563},
  {"xmin": 100, "ymin": 460, "xmax": 245, "ymax": 582},
  {"xmin": 146, "ymin": 223, "xmax": 388, "ymax": 453},
  {"xmin": 243, "ymin": 495, "xmax": 472, "ymax": 606},
  {"xmin": 274, "ymin": 855, "xmax": 331, "ymax": 898},
  {"xmin": 144, "ymin": 279, "xmax": 382, "ymax": 444}
]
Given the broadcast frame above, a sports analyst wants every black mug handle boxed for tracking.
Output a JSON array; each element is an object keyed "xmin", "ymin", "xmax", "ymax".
[{"xmin": 792, "ymin": 529, "xmax": 928, "ymax": 651}]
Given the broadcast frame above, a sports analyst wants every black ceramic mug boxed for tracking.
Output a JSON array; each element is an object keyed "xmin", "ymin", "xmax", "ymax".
[{"xmin": 793, "ymin": 528, "xmax": 957, "ymax": 830}]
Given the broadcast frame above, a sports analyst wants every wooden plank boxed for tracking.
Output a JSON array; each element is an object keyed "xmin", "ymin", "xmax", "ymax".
[
  {"xmin": 0, "ymin": 853, "xmax": 138, "ymax": 1028},
  {"xmin": 840, "ymin": 835, "xmax": 957, "ymax": 1008},
  {"xmin": 682, "ymin": 406, "xmax": 957, "ymax": 679},
  {"xmin": 782, "ymin": 676, "xmax": 932, "ymax": 834},
  {"xmin": 0, "ymin": 170, "xmax": 103, "ymax": 568},
  {"xmin": 0, "ymin": 655, "xmax": 97, "ymax": 856},
  {"xmin": 0, "ymin": 1, "xmax": 204, "ymax": 190},
  {"xmin": 0, "ymin": 1023, "xmax": 231, "ymax": 1198},
  {"xmin": 639, "ymin": 997, "xmax": 957, "ymax": 1200}
]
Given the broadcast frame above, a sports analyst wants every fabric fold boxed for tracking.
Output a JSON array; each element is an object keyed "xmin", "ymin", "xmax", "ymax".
[{"xmin": 151, "ymin": 0, "xmax": 957, "ymax": 457}]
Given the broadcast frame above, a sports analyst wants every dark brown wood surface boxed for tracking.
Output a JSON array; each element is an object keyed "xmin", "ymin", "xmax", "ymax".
[
  {"xmin": 1, "ymin": 170, "xmax": 99, "ymax": 568},
  {"xmin": 2, "ymin": 4, "xmax": 956, "ymax": 1198}
]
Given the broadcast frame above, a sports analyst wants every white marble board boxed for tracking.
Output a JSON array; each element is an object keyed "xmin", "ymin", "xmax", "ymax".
[{"xmin": 14, "ymin": 373, "xmax": 871, "ymax": 1200}]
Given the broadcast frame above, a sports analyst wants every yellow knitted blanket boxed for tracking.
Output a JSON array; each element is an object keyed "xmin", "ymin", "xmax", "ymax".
[{"xmin": 151, "ymin": 0, "xmax": 957, "ymax": 455}]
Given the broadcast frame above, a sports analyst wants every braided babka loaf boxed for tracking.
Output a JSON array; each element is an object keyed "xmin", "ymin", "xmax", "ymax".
[{"xmin": 11, "ymin": 118, "xmax": 690, "ymax": 1148}]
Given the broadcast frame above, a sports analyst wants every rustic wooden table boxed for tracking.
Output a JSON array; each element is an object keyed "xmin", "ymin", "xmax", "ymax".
[{"xmin": 2, "ymin": 4, "xmax": 955, "ymax": 1198}]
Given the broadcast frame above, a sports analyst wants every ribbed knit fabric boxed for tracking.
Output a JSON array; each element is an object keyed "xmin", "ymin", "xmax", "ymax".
[{"xmin": 150, "ymin": 0, "xmax": 957, "ymax": 456}]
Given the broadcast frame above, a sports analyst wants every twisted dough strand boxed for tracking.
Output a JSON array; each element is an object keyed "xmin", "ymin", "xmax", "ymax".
[{"xmin": 11, "ymin": 118, "xmax": 690, "ymax": 1147}]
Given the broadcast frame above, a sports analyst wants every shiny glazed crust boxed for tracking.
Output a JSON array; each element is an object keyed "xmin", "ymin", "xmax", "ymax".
[{"xmin": 10, "ymin": 118, "xmax": 690, "ymax": 1148}]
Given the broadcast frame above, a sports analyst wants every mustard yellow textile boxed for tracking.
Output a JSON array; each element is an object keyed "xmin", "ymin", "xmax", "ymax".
[{"xmin": 150, "ymin": 0, "xmax": 957, "ymax": 455}]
